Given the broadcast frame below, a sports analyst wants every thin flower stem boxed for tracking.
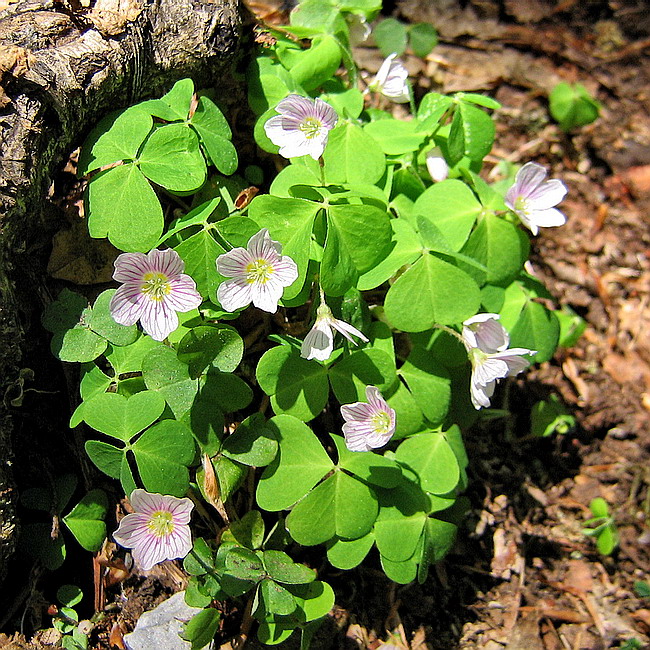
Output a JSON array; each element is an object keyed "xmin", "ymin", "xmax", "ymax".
[
  {"xmin": 319, "ymin": 157, "xmax": 326, "ymax": 186},
  {"xmin": 432, "ymin": 323, "xmax": 468, "ymax": 349},
  {"xmin": 408, "ymin": 81, "xmax": 417, "ymax": 117}
]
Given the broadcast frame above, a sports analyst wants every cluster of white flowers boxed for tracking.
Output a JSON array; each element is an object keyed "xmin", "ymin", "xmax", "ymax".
[
  {"xmin": 462, "ymin": 313, "xmax": 536, "ymax": 410},
  {"xmin": 107, "ymin": 78, "xmax": 570, "ymax": 573}
]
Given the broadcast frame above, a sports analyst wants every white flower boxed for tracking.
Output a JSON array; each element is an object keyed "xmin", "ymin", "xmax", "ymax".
[
  {"xmin": 368, "ymin": 53, "xmax": 410, "ymax": 104},
  {"xmin": 505, "ymin": 162, "xmax": 568, "ymax": 235},
  {"xmin": 264, "ymin": 94, "xmax": 338, "ymax": 160},
  {"xmin": 462, "ymin": 313, "xmax": 536, "ymax": 410},
  {"xmin": 346, "ymin": 13, "xmax": 371, "ymax": 46},
  {"xmin": 113, "ymin": 489, "xmax": 194, "ymax": 571},
  {"xmin": 216, "ymin": 228, "xmax": 298, "ymax": 313},
  {"xmin": 340, "ymin": 386, "xmax": 396, "ymax": 452},
  {"xmin": 109, "ymin": 249, "xmax": 202, "ymax": 341},
  {"xmin": 426, "ymin": 146, "xmax": 449, "ymax": 182},
  {"xmin": 300, "ymin": 303, "xmax": 369, "ymax": 361}
]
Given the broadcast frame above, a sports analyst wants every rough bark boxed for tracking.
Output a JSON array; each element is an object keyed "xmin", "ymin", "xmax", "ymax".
[{"xmin": 0, "ymin": 0, "xmax": 242, "ymax": 583}]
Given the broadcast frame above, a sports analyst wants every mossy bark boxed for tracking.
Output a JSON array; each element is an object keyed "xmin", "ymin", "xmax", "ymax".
[{"xmin": 0, "ymin": 0, "xmax": 242, "ymax": 584}]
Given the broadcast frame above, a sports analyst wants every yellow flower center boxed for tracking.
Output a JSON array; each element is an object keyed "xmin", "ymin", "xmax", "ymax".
[
  {"xmin": 371, "ymin": 411, "xmax": 392, "ymax": 435},
  {"xmin": 147, "ymin": 510, "xmax": 175, "ymax": 538},
  {"xmin": 514, "ymin": 196, "xmax": 529, "ymax": 215},
  {"xmin": 141, "ymin": 272, "xmax": 172, "ymax": 301},
  {"xmin": 246, "ymin": 258, "xmax": 275, "ymax": 285},
  {"xmin": 299, "ymin": 117, "xmax": 322, "ymax": 140}
]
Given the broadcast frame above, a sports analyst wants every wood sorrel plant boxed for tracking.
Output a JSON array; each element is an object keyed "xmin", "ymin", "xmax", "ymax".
[{"xmin": 42, "ymin": 0, "xmax": 570, "ymax": 645}]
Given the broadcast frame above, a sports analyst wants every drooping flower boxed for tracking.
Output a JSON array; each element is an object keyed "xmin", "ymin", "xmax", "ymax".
[
  {"xmin": 264, "ymin": 94, "xmax": 338, "ymax": 160},
  {"xmin": 346, "ymin": 13, "xmax": 371, "ymax": 46},
  {"xmin": 341, "ymin": 386, "xmax": 396, "ymax": 452},
  {"xmin": 505, "ymin": 162, "xmax": 568, "ymax": 235},
  {"xmin": 113, "ymin": 489, "xmax": 194, "ymax": 571},
  {"xmin": 301, "ymin": 302, "xmax": 369, "ymax": 361},
  {"xmin": 109, "ymin": 249, "xmax": 202, "ymax": 341},
  {"xmin": 462, "ymin": 313, "xmax": 536, "ymax": 410},
  {"xmin": 216, "ymin": 228, "xmax": 298, "ymax": 314},
  {"xmin": 426, "ymin": 146, "xmax": 449, "ymax": 182},
  {"xmin": 368, "ymin": 53, "xmax": 410, "ymax": 103}
]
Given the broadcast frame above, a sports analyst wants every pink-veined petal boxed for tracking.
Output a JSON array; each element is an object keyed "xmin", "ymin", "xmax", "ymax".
[
  {"xmin": 217, "ymin": 278, "xmax": 254, "ymax": 312},
  {"xmin": 462, "ymin": 313, "xmax": 509, "ymax": 353},
  {"xmin": 139, "ymin": 298, "xmax": 179, "ymax": 341},
  {"xmin": 250, "ymin": 279, "xmax": 284, "ymax": 313},
  {"xmin": 529, "ymin": 207, "xmax": 567, "ymax": 228},
  {"xmin": 129, "ymin": 489, "xmax": 164, "ymax": 516},
  {"xmin": 113, "ymin": 252, "xmax": 150, "ymax": 283},
  {"xmin": 473, "ymin": 356, "xmax": 509, "ymax": 386},
  {"xmin": 216, "ymin": 247, "xmax": 252, "ymax": 278},
  {"xmin": 165, "ymin": 275, "xmax": 202, "ymax": 312},
  {"xmin": 512, "ymin": 162, "xmax": 547, "ymax": 198},
  {"xmin": 300, "ymin": 321, "xmax": 335, "ymax": 361},
  {"xmin": 272, "ymin": 256, "xmax": 299, "ymax": 287},
  {"xmin": 330, "ymin": 318, "xmax": 368, "ymax": 344},
  {"xmin": 110, "ymin": 284, "xmax": 147, "ymax": 326},
  {"xmin": 527, "ymin": 178, "xmax": 567, "ymax": 209},
  {"xmin": 147, "ymin": 248, "xmax": 184, "ymax": 279}
]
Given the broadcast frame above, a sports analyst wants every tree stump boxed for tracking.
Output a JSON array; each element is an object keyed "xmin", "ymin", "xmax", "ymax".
[{"xmin": 0, "ymin": 0, "xmax": 242, "ymax": 585}]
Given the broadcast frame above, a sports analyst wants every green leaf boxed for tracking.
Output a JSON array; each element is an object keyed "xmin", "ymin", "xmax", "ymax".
[
  {"xmin": 321, "ymin": 204, "xmax": 392, "ymax": 296},
  {"xmin": 248, "ymin": 195, "xmax": 322, "ymax": 300},
  {"xmin": 331, "ymin": 435, "xmax": 401, "ymax": 487},
  {"xmin": 78, "ymin": 106, "xmax": 153, "ymax": 175},
  {"xmin": 460, "ymin": 212, "xmax": 527, "ymax": 285},
  {"xmin": 596, "ymin": 524, "xmax": 618, "ymax": 555},
  {"xmin": 256, "ymin": 415, "xmax": 333, "ymax": 511},
  {"xmin": 398, "ymin": 348, "xmax": 451, "ymax": 426},
  {"xmin": 257, "ymin": 579, "xmax": 296, "ymax": 616},
  {"xmin": 225, "ymin": 547, "xmax": 265, "ymax": 581},
  {"xmin": 184, "ymin": 538, "xmax": 215, "ymax": 575},
  {"xmin": 86, "ymin": 163, "xmax": 163, "ymax": 252},
  {"xmin": 262, "ymin": 550, "xmax": 315, "ymax": 584},
  {"xmin": 380, "ymin": 553, "xmax": 418, "ymax": 584},
  {"xmin": 373, "ymin": 18, "xmax": 408, "ymax": 57},
  {"xmin": 177, "ymin": 325, "xmax": 243, "ymax": 377},
  {"xmin": 384, "ymin": 253, "xmax": 481, "ymax": 330},
  {"xmin": 159, "ymin": 78, "xmax": 194, "ymax": 120},
  {"xmin": 183, "ymin": 608, "xmax": 221, "ymax": 650},
  {"xmin": 408, "ymin": 22, "xmax": 438, "ymax": 58},
  {"xmin": 549, "ymin": 82, "xmax": 600, "ymax": 131},
  {"xmin": 57, "ymin": 585, "xmax": 83, "ymax": 608},
  {"xmin": 459, "ymin": 93, "xmax": 501, "ymax": 110},
  {"xmin": 322, "ymin": 121, "xmax": 386, "ymax": 186},
  {"xmin": 395, "ymin": 431, "xmax": 460, "ymax": 495},
  {"xmin": 174, "ymin": 229, "xmax": 226, "ymax": 301},
  {"xmin": 222, "ymin": 511, "xmax": 265, "ymax": 550},
  {"xmin": 289, "ymin": 580, "xmax": 335, "ymax": 622},
  {"xmin": 329, "ymin": 349, "xmax": 396, "ymax": 404},
  {"xmin": 191, "ymin": 96, "xmax": 237, "ymax": 175},
  {"xmin": 80, "ymin": 391, "xmax": 166, "ymax": 441},
  {"xmin": 105, "ymin": 336, "xmax": 161, "ymax": 376},
  {"xmin": 413, "ymin": 180, "xmax": 482, "ymax": 251},
  {"xmin": 327, "ymin": 533, "xmax": 374, "ymax": 570},
  {"xmin": 87, "ymin": 290, "xmax": 138, "ymax": 346},
  {"xmin": 42, "ymin": 289, "xmax": 107, "ymax": 363},
  {"xmin": 289, "ymin": 35, "xmax": 342, "ymax": 91},
  {"xmin": 142, "ymin": 346, "xmax": 199, "ymax": 418},
  {"xmin": 139, "ymin": 124, "xmax": 207, "ymax": 192},
  {"xmin": 457, "ymin": 101, "xmax": 495, "ymax": 162},
  {"xmin": 374, "ymin": 475, "xmax": 429, "ymax": 562},
  {"xmin": 256, "ymin": 346, "xmax": 329, "ymax": 422},
  {"xmin": 222, "ymin": 413, "xmax": 278, "ymax": 467},
  {"xmin": 22, "ymin": 523, "xmax": 66, "ymax": 570},
  {"xmin": 363, "ymin": 120, "xmax": 426, "ymax": 155},
  {"xmin": 62, "ymin": 490, "xmax": 108, "ymax": 552},
  {"xmin": 357, "ymin": 219, "xmax": 421, "ymax": 291},
  {"xmin": 212, "ymin": 455, "xmax": 247, "ymax": 502},
  {"xmin": 201, "ymin": 369, "xmax": 253, "ymax": 413},
  {"xmin": 499, "ymin": 280, "xmax": 560, "ymax": 363},
  {"xmin": 589, "ymin": 497, "xmax": 609, "ymax": 518},
  {"xmin": 286, "ymin": 471, "xmax": 378, "ymax": 545},
  {"xmin": 85, "ymin": 440, "xmax": 123, "ymax": 479},
  {"xmin": 132, "ymin": 420, "xmax": 195, "ymax": 497}
]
